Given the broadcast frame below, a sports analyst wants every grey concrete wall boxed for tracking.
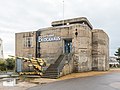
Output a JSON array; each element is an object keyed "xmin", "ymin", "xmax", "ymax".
[
  {"xmin": 15, "ymin": 31, "xmax": 36, "ymax": 58},
  {"xmin": 92, "ymin": 29, "xmax": 109, "ymax": 71},
  {"xmin": 39, "ymin": 27, "xmax": 72, "ymax": 65},
  {"xmin": 60, "ymin": 55, "xmax": 74, "ymax": 76},
  {"xmin": 72, "ymin": 24, "xmax": 92, "ymax": 72}
]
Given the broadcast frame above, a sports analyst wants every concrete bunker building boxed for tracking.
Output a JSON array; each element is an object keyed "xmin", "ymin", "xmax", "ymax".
[{"xmin": 15, "ymin": 17, "xmax": 109, "ymax": 78}]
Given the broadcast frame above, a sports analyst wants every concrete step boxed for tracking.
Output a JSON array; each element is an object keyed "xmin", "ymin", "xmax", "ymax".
[
  {"xmin": 44, "ymin": 73, "xmax": 58, "ymax": 75},
  {"xmin": 45, "ymin": 70, "xmax": 58, "ymax": 73},
  {"xmin": 42, "ymin": 75, "xmax": 59, "ymax": 79},
  {"xmin": 42, "ymin": 54, "xmax": 65, "ymax": 79},
  {"xmin": 46, "ymin": 68, "xmax": 58, "ymax": 71}
]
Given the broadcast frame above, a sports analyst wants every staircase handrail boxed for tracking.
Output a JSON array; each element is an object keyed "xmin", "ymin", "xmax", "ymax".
[
  {"xmin": 57, "ymin": 52, "xmax": 74, "ymax": 75},
  {"xmin": 54, "ymin": 47, "xmax": 63, "ymax": 63},
  {"xmin": 57, "ymin": 45, "xmax": 75, "ymax": 76},
  {"xmin": 57, "ymin": 54, "xmax": 67, "ymax": 73}
]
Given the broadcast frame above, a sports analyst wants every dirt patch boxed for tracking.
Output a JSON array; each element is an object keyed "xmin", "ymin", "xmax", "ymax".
[
  {"xmin": 30, "ymin": 78, "xmax": 58, "ymax": 84},
  {"xmin": 59, "ymin": 71, "xmax": 109, "ymax": 80},
  {"xmin": 110, "ymin": 68, "xmax": 120, "ymax": 72}
]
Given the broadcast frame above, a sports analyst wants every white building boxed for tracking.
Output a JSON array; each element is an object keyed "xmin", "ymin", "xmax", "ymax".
[
  {"xmin": 109, "ymin": 57, "xmax": 119, "ymax": 67},
  {"xmin": 0, "ymin": 38, "xmax": 3, "ymax": 59}
]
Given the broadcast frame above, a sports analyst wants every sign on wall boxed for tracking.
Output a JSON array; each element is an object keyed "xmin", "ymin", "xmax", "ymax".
[{"xmin": 38, "ymin": 34, "xmax": 61, "ymax": 42}]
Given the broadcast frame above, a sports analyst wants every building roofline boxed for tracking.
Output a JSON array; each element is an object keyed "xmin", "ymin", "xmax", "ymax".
[
  {"xmin": 51, "ymin": 17, "xmax": 93, "ymax": 29},
  {"xmin": 15, "ymin": 30, "xmax": 36, "ymax": 34}
]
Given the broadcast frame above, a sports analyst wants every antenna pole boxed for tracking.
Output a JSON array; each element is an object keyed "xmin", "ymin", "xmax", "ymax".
[{"xmin": 63, "ymin": 0, "xmax": 64, "ymax": 25}]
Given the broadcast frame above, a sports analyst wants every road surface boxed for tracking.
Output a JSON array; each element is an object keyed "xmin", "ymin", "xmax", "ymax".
[{"xmin": 28, "ymin": 72, "xmax": 120, "ymax": 90}]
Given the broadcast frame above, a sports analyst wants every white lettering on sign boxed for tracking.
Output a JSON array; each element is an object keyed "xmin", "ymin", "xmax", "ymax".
[{"xmin": 38, "ymin": 35, "xmax": 61, "ymax": 42}]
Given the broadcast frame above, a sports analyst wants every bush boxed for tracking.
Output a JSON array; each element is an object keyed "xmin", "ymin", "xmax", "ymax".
[
  {"xmin": 5, "ymin": 58, "xmax": 15, "ymax": 70},
  {"xmin": 0, "ymin": 59, "xmax": 6, "ymax": 71}
]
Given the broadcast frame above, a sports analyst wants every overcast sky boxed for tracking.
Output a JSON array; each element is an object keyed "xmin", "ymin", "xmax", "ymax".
[{"xmin": 0, "ymin": 0, "xmax": 120, "ymax": 58}]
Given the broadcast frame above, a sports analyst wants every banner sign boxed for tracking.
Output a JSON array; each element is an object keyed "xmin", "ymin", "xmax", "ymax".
[{"xmin": 38, "ymin": 35, "xmax": 61, "ymax": 42}]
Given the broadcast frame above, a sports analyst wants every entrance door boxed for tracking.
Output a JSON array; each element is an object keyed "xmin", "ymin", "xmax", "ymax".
[
  {"xmin": 64, "ymin": 40, "xmax": 72, "ymax": 53},
  {"xmin": 16, "ymin": 58, "xmax": 22, "ymax": 72}
]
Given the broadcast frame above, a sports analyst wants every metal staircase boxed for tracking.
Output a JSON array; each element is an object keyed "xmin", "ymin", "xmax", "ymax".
[{"xmin": 42, "ymin": 54, "xmax": 65, "ymax": 79}]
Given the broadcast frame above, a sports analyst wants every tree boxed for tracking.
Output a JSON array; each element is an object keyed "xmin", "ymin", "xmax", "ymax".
[
  {"xmin": 5, "ymin": 58, "xmax": 15, "ymax": 70},
  {"xmin": 114, "ymin": 48, "xmax": 120, "ymax": 57},
  {"xmin": 0, "ymin": 59, "xmax": 6, "ymax": 71},
  {"xmin": 114, "ymin": 48, "xmax": 120, "ymax": 63}
]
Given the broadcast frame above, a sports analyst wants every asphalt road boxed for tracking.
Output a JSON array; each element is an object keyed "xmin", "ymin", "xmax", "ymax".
[{"xmin": 28, "ymin": 72, "xmax": 120, "ymax": 90}]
